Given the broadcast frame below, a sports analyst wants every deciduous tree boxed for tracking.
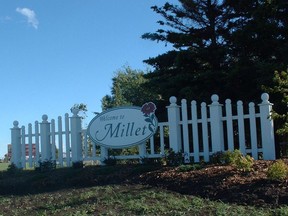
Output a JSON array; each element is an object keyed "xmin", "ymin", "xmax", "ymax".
[{"xmin": 101, "ymin": 66, "xmax": 158, "ymax": 110}]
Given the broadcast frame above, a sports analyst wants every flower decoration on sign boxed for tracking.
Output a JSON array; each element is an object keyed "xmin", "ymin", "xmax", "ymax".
[{"xmin": 141, "ymin": 102, "xmax": 157, "ymax": 133}]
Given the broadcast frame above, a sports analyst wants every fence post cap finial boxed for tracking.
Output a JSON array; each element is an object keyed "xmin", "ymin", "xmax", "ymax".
[
  {"xmin": 249, "ymin": 102, "xmax": 255, "ymax": 108},
  {"xmin": 237, "ymin": 100, "xmax": 243, "ymax": 106},
  {"xmin": 211, "ymin": 94, "xmax": 219, "ymax": 104},
  {"xmin": 169, "ymin": 96, "xmax": 177, "ymax": 105},
  {"xmin": 13, "ymin": 121, "xmax": 19, "ymax": 128},
  {"xmin": 42, "ymin": 114, "xmax": 48, "ymax": 122},
  {"xmin": 225, "ymin": 99, "xmax": 231, "ymax": 104},
  {"xmin": 261, "ymin": 93, "xmax": 269, "ymax": 103}
]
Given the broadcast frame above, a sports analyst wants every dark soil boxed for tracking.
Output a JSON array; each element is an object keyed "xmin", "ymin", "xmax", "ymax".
[{"xmin": 130, "ymin": 159, "xmax": 288, "ymax": 208}]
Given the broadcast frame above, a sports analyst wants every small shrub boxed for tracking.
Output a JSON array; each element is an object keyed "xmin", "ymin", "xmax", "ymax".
[
  {"xmin": 210, "ymin": 151, "xmax": 227, "ymax": 164},
  {"xmin": 103, "ymin": 156, "xmax": 117, "ymax": 166},
  {"xmin": 211, "ymin": 150, "xmax": 254, "ymax": 172},
  {"xmin": 227, "ymin": 150, "xmax": 242, "ymax": 164},
  {"xmin": 36, "ymin": 160, "xmax": 56, "ymax": 172},
  {"xmin": 267, "ymin": 160, "xmax": 288, "ymax": 181},
  {"xmin": 6, "ymin": 163, "xmax": 21, "ymax": 174},
  {"xmin": 72, "ymin": 161, "xmax": 84, "ymax": 169},
  {"xmin": 177, "ymin": 164, "xmax": 203, "ymax": 172},
  {"xmin": 234, "ymin": 154, "xmax": 254, "ymax": 172},
  {"xmin": 165, "ymin": 149, "xmax": 183, "ymax": 166},
  {"xmin": 210, "ymin": 150, "xmax": 239, "ymax": 165},
  {"xmin": 223, "ymin": 150, "xmax": 254, "ymax": 172}
]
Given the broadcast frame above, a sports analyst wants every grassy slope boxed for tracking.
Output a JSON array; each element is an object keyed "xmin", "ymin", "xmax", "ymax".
[{"xmin": 0, "ymin": 164, "xmax": 287, "ymax": 216}]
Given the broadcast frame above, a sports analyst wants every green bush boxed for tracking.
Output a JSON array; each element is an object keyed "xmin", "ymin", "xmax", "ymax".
[
  {"xmin": 6, "ymin": 163, "xmax": 22, "ymax": 174},
  {"xmin": 36, "ymin": 160, "xmax": 56, "ymax": 172},
  {"xmin": 234, "ymin": 154, "xmax": 254, "ymax": 172},
  {"xmin": 177, "ymin": 164, "xmax": 203, "ymax": 172},
  {"xmin": 267, "ymin": 160, "xmax": 288, "ymax": 181},
  {"xmin": 72, "ymin": 161, "xmax": 84, "ymax": 169},
  {"xmin": 165, "ymin": 149, "xmax": 183, "ymax": 166},
  {"xmin": 103, "ymin": 156, "xmax": 117, "ymax": 166},
  {"xmin": 210, "ymin": 150, "xmax": 240, "ymax": 165},
  {"xmin": 211, "ymin": 151, "xmax": 232, "ymax": 164},
  {"xmin": 211, "ymin": 150, "xmax": 254, "ymax": 172}
]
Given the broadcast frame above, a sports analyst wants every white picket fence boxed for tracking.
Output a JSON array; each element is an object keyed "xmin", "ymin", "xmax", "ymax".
[{"xmin": 10, "ymin": 93, "xmax": 276, "ymax": 168}]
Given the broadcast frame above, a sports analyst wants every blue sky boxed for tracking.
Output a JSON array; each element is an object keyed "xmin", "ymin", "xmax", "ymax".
[{"xmin": 0, "ymin": 0, "xmax": 178, "ymax": 158}]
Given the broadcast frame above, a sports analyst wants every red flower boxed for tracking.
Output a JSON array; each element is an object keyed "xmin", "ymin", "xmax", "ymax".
[{"xmin": 141, "ymin": 102, "xmax": 156, "ymax": 115}]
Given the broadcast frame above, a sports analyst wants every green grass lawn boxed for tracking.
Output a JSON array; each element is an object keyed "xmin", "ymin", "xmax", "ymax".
[
  {"xmin": 0, "ymin": 164, "xmax": 287, "ymax": 216},
  {"xmin": 0, "ymin": 163, "xmax": 9, "ymax": 171},
  {"xmin": 1, "ymin": 184, "xmax": 286, "ymax": 216}
]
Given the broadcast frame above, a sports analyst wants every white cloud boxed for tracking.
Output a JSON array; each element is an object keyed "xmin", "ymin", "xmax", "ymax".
[{"xmin": 16, "ymin": 7, "xmax": 39, "ymax": 29}]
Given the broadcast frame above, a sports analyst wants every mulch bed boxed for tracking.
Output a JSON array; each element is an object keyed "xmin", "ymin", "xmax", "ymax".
[{"xmin": 130, "ymin": 159, "xmax": 288, "ymax": 208}]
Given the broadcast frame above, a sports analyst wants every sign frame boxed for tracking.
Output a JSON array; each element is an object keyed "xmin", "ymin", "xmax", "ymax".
[{"xmin": 87, "ymin": 102, "xmax": 158, "ymax": 149}]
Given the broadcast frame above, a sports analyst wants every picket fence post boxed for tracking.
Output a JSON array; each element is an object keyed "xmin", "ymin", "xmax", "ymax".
[
  {"xmin": 259, "ymin": 93, "xmax": 275, "ymax": 160},
  {"xmin": 40, "ymin": 115, "xmax": 51, "ymax": 161},
  {"xmin": 167, "ymin": 96, "xmax": 182, "ymax": 152},
  {"xmin": 209, "ymin": 94, "xmax": 224, "ymax": 153},
  {"xmin": 70, "ymin": 108, "xmax": 83, "ymax": 163},
  {"xmin": 139, "ymin": 142, "xmax": 146, "ymax": 160},
  {"xmin": 100, "ymin": 147, "xmax": 108, "ymax": 165},
  {"xmin": 11, "ymin": 121, "xmax": 22, "ymax": 168}
]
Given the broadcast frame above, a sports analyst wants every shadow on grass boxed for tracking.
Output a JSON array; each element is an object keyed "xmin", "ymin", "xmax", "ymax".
[{"xmin": 0, "ymin": 164, "xmax": 162, "ymax": 196}]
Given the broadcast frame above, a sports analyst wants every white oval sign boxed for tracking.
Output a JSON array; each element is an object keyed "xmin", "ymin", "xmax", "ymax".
[{"xmin": 87, "ymin": 103, "xmax": 158, "ymax": 148}]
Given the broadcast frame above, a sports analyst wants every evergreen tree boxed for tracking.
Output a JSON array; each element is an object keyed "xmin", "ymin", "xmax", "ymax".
[
  {"xmin": 264, "ymin": 69, "xmax": 288, "ymax": 157},
  {"xmin": 142, "ymin": 0, "xmax": 288, "ymax": 104},
  {"xmin": 142, "ymin": 0, "xmax": 228, "ymax": 102},
  {"xmin": 265, "ymin": 70, "xmax": 288, "ymax": 136},
  {"xmin": 223, "ymin": 0, "xmax": 288, "ymax": 101}
]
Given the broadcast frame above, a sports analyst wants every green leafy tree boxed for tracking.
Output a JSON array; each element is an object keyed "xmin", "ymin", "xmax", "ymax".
[{"xmin": 101, "ymin": 66, "xmax": 158, "ymax": 110}]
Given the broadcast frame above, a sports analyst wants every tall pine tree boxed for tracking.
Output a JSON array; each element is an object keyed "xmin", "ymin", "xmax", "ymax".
[{"xmin": 142, "ymin": 0, "xmax": 288, "ymax": 104}]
